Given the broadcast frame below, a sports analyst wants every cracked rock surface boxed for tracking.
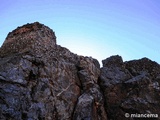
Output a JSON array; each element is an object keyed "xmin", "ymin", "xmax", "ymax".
[
  {"xmin": 0, "ymin": 22, "xmax": 107, "ymax": 120},
  {"xmin": 0, "ymin": 22, "xmax": 160, "ymax": 120},
  {"xmin": 99, "ymin": 55, "xmax": 160, "ymax": 120}
]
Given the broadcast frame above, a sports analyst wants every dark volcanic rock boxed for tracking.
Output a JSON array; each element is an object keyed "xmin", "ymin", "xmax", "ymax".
[
  {"xmin": 0, "ymin": 22, "xmax": 160, "ymax": 120},
  {"xmin": 0, "ymin": 22, "xmax": 107, "ymax": 120},
  {"xmin": 99, "ymin": 55, "xmax": 160, "ymax": 120},
  {"xmin": 73, "ymin": 57, "xmax": 107, "ymax": 120}
]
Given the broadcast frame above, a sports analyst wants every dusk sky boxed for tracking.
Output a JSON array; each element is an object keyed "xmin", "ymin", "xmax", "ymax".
[{"xmin": 1, "ymin": 0, "xmax": 160, "ymax": 65}]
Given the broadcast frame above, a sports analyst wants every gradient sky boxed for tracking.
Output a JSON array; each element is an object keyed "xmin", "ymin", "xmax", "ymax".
[{"xmin": 1, "ymin": 0, "xmax": 160, "ymax": 65}]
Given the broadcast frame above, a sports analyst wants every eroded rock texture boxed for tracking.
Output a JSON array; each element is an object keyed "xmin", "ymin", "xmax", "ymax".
[
  {"xmin": 0, "ymin": 22, "xmax": 107, "ymax": 120},
  {"xmin": 0, "ymin": 22, "xmax": 160, "ymax": 120},
  {"xmin": 99, "ymin": 55, "xmax": 160, "ymax": 120}
]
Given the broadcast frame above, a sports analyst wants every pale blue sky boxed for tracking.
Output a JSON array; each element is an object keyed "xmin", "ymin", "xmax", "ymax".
[{"xmin": 1, "ymin": 0, "xmax": 160, "ymax": 64}]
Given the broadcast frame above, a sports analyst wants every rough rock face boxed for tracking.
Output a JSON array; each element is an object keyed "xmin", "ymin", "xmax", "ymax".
[
  {"xmin": 0, "ymin": 22, "xmax": 56, "ymax": 57},
  {"xmin": 99, "ymin": 55, "xmax": 160, "ymax": 119},
  {"xmin": 0, "ymin": 22, "xmax": 160, "ymax": 120},
  {"xmin": 0, "ymin": 22, "xmax": 107, "ymax": 120}
]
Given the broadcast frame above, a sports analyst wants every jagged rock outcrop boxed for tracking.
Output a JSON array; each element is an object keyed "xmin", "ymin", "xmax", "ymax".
[
  {"xmin": 99, "ymin": 55, "xmax": 160, "ymax": 119},
  {"xmin": 0, "ymin": 22, "xmax": 107, "ymax": 120},
  {"xmin": 0, "ymin": 22, "xmax": 160, "ymax": 120},
  {"xmin": 0, "ymin": 22, "xmax": 56, "ymax": 57}
]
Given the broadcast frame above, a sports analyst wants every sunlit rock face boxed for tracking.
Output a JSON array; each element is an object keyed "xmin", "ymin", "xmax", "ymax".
[
  {"xmin": 0, "ymin": 22, "xmax": 56, "ymax": 57},
  {"xmin": 0, "ymin": 22, "xmax": 160, "ymax": 120}
]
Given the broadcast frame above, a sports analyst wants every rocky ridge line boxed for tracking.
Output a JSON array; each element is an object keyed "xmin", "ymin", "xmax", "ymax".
[{"xmin": 0, "ymin": 22, "xmax": 160, "ymax": 120}]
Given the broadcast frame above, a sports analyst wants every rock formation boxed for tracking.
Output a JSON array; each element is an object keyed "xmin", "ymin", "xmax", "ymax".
[
  {"xmin": 99, "ymin": 55, "xmax": 160, "ymax": 119},
  {"xmin": 0, "ymin": 22, "xmax": 159, "ymax": 120}
]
